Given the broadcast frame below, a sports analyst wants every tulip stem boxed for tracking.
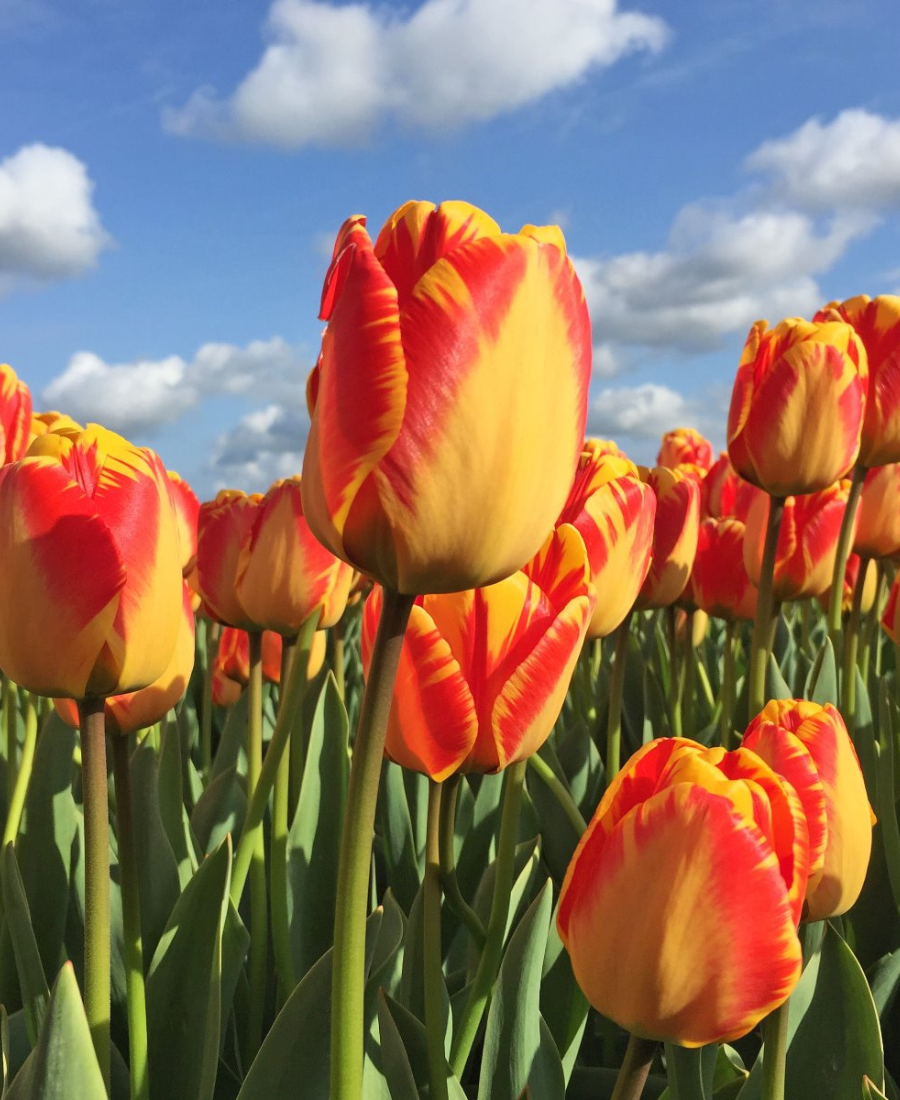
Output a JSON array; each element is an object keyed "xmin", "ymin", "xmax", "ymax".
[
  {"xmin": 606, "ymin": 614, "xmax": 631, "ymax": 785},
  {"xmin": 271, "ymin": 635, "xmax": 298, "ymax": 1004},
  {"xmin": 718, "ymin": 621, "xmax": 737, "ymax": 749},
  {"xmin": 827, "ymin": 465, "xmax": 866, "ymax": 657},
  {"xmin": 330, "ymin": 589, "xmax": 414, "ymax": 1100},
  {"xmin": 111, "ymin": 735, "xmax": 150, "ymax": 1100},
  {"xmin": 761, "ymin": 998, "xmax": 790, "ymax": 1100},
  {"xmin": 682, "ymin": 610, "xmax": 696, "ymax": 734},
  {"xmin": 79, "ymin": 697, "xmax": 111, "ymax": 1091},
  {"xmin": 749, "ymin": 497, "xmax": 785, "ymax": 717},
  {"xmin": 245, "ymin": 631, "xmax": 268, "ymax": 1062},
  {"xmin": 332, "ymin": 617, "xmax": 346, "ymax": 701},
  {"xmin": 201, "ymin": 619, "xmax": 220, "ymax": 780},
  {"xmin": 424, "ymin": 780, "xmax": 449, "ymax": 1100},
  {"xmin": 4, "ymin": 675, "xmax": 18, "ymax": 811},
  {"xmin": 527, "ymin": 752, "xmax": 587, "ymax": 834},
  {"xmin": 438, "ymin": 776, "xmax": 486, "ymax": 948},
  {"xmin": 611, "ymin": 1033, "xmax": 657, "ymax": 1100},
  {"xmin": 666, "ymin": 608, "xmax": 681, "ymax": 737},
  {"xmin": 3, "ymin": 693, "xmax": 38, "ymax": 848},
  {"xmin": 449, "ymin": 757, "xmax": 527, "ymax": 1079},
  {"xmin": 842, "ymin": 556, "xmax": 869, "ymax": 729}
]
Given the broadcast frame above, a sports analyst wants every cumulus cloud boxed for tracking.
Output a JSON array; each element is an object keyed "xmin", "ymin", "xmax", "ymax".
[
  {"xmin": 163, "ymin": 0, "xmax": 668, "ymax": 147},
  {"xmin": 209, "ymin": 403, "xmax": 308, "ymax": 490},
  {"xmin": 42, "ymin": 336, "xmax": 307, "ymax": 435},
  {"xmin": 0, "ymin": 144, "xmax": 110, "ymax": 289},
  {"xmin": 746, "ymin": 108, "xmax": 900, "ymax": 210}
]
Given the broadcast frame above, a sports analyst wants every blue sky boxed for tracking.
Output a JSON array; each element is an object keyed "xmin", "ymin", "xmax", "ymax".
[{"xmin": 2, "ymin": 0, "xmax": 899, "ymax": 498}]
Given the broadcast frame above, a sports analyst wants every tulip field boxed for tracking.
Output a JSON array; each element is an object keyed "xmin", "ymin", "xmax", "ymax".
[{"xmin": 0, "ymin": 201, "xmax": 899, "ymax": 1100}]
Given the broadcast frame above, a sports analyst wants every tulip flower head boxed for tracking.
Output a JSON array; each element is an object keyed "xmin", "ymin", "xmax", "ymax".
[
  {"xmin": 701, "ymin": 452, "xmax": 763, "ymax": 522},
  {"xmin": 558, "ymin": 737, "xmax": 809, "ymax": 1047},
  {"xmin": 853, "ymin": 463, "xmax": 900, "ymax": 559},
  {"xmin": 0, "ymin": 424, "xmax": 184, "ymax": 698},
  {"xmin": 882, "ymin": 572, "xmax": 900, "ymax": 644},
  {"xmin": 657, "ymin": 427, "xmax": 713, "ymax": 472},
  {"xmin": 301, "ymin": 199, "xmax": 592, "ymax": 595},
  {"xmin": 28, "ymin": 410, "xmax": 81, "ymax": 449},
  {"xmin": 727, "ymin": 317, "xmax": 867, "ymax": 496},
  {"xmin": 743, "ymin": 700, "xmax": 873, "ymax": 921},
  {"xmin": 197, "ymin": 490, "xmax": 264, "ymax": 629},
  {"xmin": 634, "ymin": 465, "xmax": 700, "ymax": 610},
  {"xmin": 362, "ymin": 525, "xmax": 594, "ymax": 780},
  {"xmin": 0, "ymin": 364, "xmax": 32, "ymax": 466},
  {"xmin": 690, "ymin": 517, "xmax": 758, "ymax": 622}
]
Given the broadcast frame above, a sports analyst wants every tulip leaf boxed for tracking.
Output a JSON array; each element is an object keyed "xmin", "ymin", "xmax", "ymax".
[
  {"xmin": 287, "ymin": 673, "xmax": 350, "ymax": 979},
  {"xmin": 375, "ymin": 992, "xmax": 467, "ymax": 1100},
  {"xmin": 738, "ymin": 921, "xmax": 884, "ymax": 1099},
  {"xmin": 211, "ymin": 692, "xmax": 249, "ymax": 782},
  {"xmin": 6, "ymin": 963, "xmax": 105, "ymax": 1100},
  {"xmin": 875, "ymin": 685, "xmax": 900, "ymax": 915},
  {"xmin": 869, "ymin": 947, "xmax": 900, "ymax": 1021},
  {"xmin": 0, "ymin": 846, "xmax": 49, "ymax": 1046},
  {"xmin": 540, "ymin": 900, "xmax": 588, "ymax": 1085},
  {"xmin": 556, "ymin": 721, "xmax": 603, "ymax": 817},
  {"xmin": 806, "ymin": 638, "xmax": 837, "ymax": 706},
  {"xmin": 662, "ymin": 1043, "xmax": 717, "ymax": 1100},
  {"xmin": 1, "ymin": 1004, "xmax": 9, "ymax": 1099},
  {"xmin": 477, "ymin": 880, "xmax": 558, "ymax": 1100},
  {"xmin": 525, "ymin": 749, "xmax": 581, "ymax": 885},
  {"xmin": 146, "ymin": 836, "xmax": 232, "ymax": 1100},
  {"xmin": 378, "ymin": 760, "xmax": 421, "ymax": 915},
  {"xmin": 764, "ymin": 652, "xmax": 792, "ymax": 710},
  {"xmin": 157, "ymin": 718, "xmax": 199, "ymax": 887},
  {"xmin": 863, "ymin": 1077, "xmax": 889, "ymax": 1099},
  {"xmin": 853, "ymin": 670, "xmax": 878, "ymax": 800},
  {"xmin": 468, "ymin": 836, "xmax": 540, "ymax": 977},
  {"xmin": 374, "ymin": 992, "xmax": 420, "ymax": 1100},
  {"xmin": 455, "ymin": 773, "xmax": 505, "ymax": 904},
  {"xmin": 191, "ymin": 765, "xmax": 246, "ymax": 856}
]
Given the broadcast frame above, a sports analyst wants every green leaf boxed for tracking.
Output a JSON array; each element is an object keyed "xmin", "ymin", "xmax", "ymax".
[
  {"xmin": 374, "ymin": 992, "xmax": 420, "ymax": 1100},
  {"xmin": 146, "ymin": 837, "xmax": 232, "ymax": 1100},
  {"xmin": 191, "ymin": 765, "xmax": 246, "ymax": 856},
  {"xmin": 211, "ymin": 692, "xmax": 249, "ymax": 783},
  {"xmin": 477, "ymin": 880, "xmax": 557, "ymax": 1100},
  {"xmin": 287, "ymin": 673, "xmax": 350, "ymax": 979},
  {"xmin": 455, "ymin": 774, "xmax": 505, "ymax": 903},
  {"xmin": 540, "ymin": 901, "xmax": 588, "ymax": 1085},
  {"xmin": 806, "ymin": 638, "xmax": 837, "ymax": 706},
  {"xmin": 157, "ymin": 720, "xmax": 199, "ymax": 888},
  {"xmin": 0, "ymin": 846, "xmax": 49, "ymax": 1046},
  {"xmin": 764, "ymin": 652, "xmax": 792, "ymax": 708},
  {"xmin": 6, "ymin": 963, "xmax": 105, "ymax": 1100},
  {"xmin": 374, "ymin": 993, "xmax": 467, "ymax": 1100},
  {"xmin": 663, "ymin": 1043, "xmax": 717, "ymax": 1100},
  {"xmin": 863, "ymin": 1077, "xmax": 889, "ymax": 1099},
  {"xmin": 378, "ymin": 761, "xmax": 421, "ymax": 914},
  {"xmin": 1, "ymin": 1005, "xmax": 8, "ymax": 1099}
]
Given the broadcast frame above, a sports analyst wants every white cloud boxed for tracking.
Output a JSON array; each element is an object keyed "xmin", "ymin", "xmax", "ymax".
[
  {"xmin": 42, "ymin": 336, "xmax": 308, "ymax": 435},
  {"xmin": 0, "ymin": 144, "xmax": 110, "ymax": 290},
  {"xmin": 163, "ymin": 0, "xmax": 668, "ymax": 147},
  {"xmin": 209, "ymin": 402, "xmax": 308, "ymax": 490},
  {"xmin": 746, "ymin": 108, "xmax": 900, "ymax": 211}
]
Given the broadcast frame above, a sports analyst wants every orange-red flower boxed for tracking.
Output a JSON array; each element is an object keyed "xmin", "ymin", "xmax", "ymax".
[
  {"xmin": 743, "ymin": 700, "xmax": 873, "ymax": 921},
  {"xmin": 197, "ymin": 490, "xmax": 264, "ymax": 629},
  {"xmin": 361, "ymin": 526, "xmax": 594, "ymax": 780},
  {"xmin": 558, "ymin": 737, "xmax": 808, "ymax": 1047},
  {"xmin": 815, "ymin": 295, "xmax": 900, "ymax": 468},
  {"xmin": 557, "ymin": 450, "xmax": 655, "ymax": 638},
  {"xmin": 727, "ymin": 318, "xmax": 868, "ymax": 496},
  {"xmin": 235, "ymin": 477, "xmax": 354, "ymax": 636},
  {"xmin": 301, "ymin": 200, "xmax": 592, "ymax": 595},
  {"xmin": 743, "ymin": 483, "xmax": 851, "ymax": 602},
  {"xmin": 690, "ymin": 517, "xmax": 758, "ymax": 622},
  {"xmin": 0, "ymin": 364, "xmax": 32, "ymax": 466},
  {"xmin": 634, "ymin": 466, "xmax": 700, "ymax": 610},
  {"xmin": 853, "ymin": 463, "xmax": 900, "ymax": 560},
  {"xmin": 701, "ymin": 452, "xmax": 764, "ymax": 522},
  {"xmin": 657, "ymin": 427, "xmax": 713, "ymax": 472},
  {"xmin": 167, "ymin": 471, "xmax": 201, "ymax": 580},
  {"xmin": 0, "ymin": 425, "xmax": 184, "ymax": 698},
  {"xmin": 882, "ymin": 573, "xmax": 900, "ymax": 644}
]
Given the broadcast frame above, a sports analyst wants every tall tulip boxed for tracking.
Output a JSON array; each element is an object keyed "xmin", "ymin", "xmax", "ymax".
[
  {"xmin": 701, "ymin": 452, "xmax": 763, "ymax": 522},
  {"xmin": 691, "ymin": 517, "xmax": 758, "ymax": 622},
  {"xmin": 657, "ymin": 427, "xmax": 713, "ymax": 472},
  {"xmin": 167, "ymin": 471, "xmax": 201, "ymax": 578},
  {"xmin": 635, "ymin": 465, "xmax": 700, "ymax": 610},
  {"xmin": 853, "ymin": 463, "xmax": 900, "ymax": 559},
  {"xmin": 301, "ymin": 200, "xmax": 592, "ymax": 595},
  {"xmin": 0, "ymin": 364, "xmax": 32, "ymax": 465},
  {"xmin": 558, "ymin": 737, "xmax": 809, "ymax": 1047},
  {"xmin": 727, "ymin": 317, "xmax": 867, "ymax": 497},
  {"xmin": 196, "ymin": 490, "xmax": 263, "ymax": 629}
]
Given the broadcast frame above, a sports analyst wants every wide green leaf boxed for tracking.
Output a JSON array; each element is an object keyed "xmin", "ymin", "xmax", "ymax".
[{"xmin": 0, "ymin": 846, "xmax": 49, "ymax": 1046}]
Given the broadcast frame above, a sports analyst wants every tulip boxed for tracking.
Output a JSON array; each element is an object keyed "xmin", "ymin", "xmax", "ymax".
[
  {"xmin": 743, "ymin": 700, "xmax": 873, "ymax": 920},
  {"xmin": 657, "ymin": 427, "xmax": 713, "ymax": 472},
  {"xmin": 210, "ymin": 626, "xmax": 326, "ymax": 706},
  {"xmin": 28, "ymin": 409, "xmax": 81, "ymax": 447},
  {"xmin": 361, "ymin": 524, "xmax": 594, "ymax": 780},
  {"xmin": 727, "ymin": 317, "xmax": 868, "ymax": 496},
  {"xmin": 558, "ymin": 449, "xmax": 656, "ymax": 638},
  {"xmin": 701, "ymin": 452, "xmax": 763, "ymax": 522},
  {"xmin": 0, "ymin": 364, "xmax": 32, "ymax": 466},
  {"xmin": 197, "ymin": 490, "xmax": 264, "ymax": 629},
  {"xmin": 0, "ymin": 424, "xmax": 183, "ymax": 698},
  {"xmin": 634, "ymin": 466, "xmax": 700, "ymax": 610},
  {"xmin": 690, "ymin": 517, "xmax": 758, "ymax": 622},
  {"xmin": 583, "ymin": 436, "xmax": 626, "ymax": 460},
  {"xmin": 815, "ymin": 295, "xmax": 900, "ymax": 468},
  {"xmin": 301, "ymin": 200, "xmax": 592, "ymax": 595},
  {"xmin": 167, "ymin": 471, "xmax": 201, "ymax": 578},
  {"xmin": 743, "ymin": 483, "xmax": 851, "ymax": 602},
  {"xmin": 235, "ymin": 476, "xmax": 354, "ymax": 636},
  {"xmin": 55, "ymin": 581, "xmax": 196, "ymax": 735},
  {"xmin": 853, "ymin": 463, "xmax": 900, "ymax": 559},
  {"xmin": 558, "ymin": 737, "xmax": 809, "ymax": 1047},
  {"xmin": 881, "ymin": 572, "xmax": 900, "ymax": 644}
]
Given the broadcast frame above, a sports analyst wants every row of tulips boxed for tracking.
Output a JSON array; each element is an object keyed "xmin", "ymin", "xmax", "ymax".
[{"xmin": 0, "ymin": 197, "xmax": 897, "ymax": 1100}]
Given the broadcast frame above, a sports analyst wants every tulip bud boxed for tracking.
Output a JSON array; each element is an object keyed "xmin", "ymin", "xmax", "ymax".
[
  {"xmin": 197, "ymin": 490, "xmax": 264, "ymax": 629},
  {"xmin": 657, "ymin": 427, "xmax": 713, "ymax": 472},
  {"xmin": 634, "ymin": 466, "xmax": 700, "ymax": 610},
  {"xmin": 0, "ymin": 364, "xmax": 32, "ymax": 465}
]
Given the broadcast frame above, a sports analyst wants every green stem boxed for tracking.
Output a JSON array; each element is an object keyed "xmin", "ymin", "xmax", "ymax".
[
  {"xmin": 761, "ymin": 998, "xmax": 790, "ymax": 1100},
  {"xmin": 245, "ymin": 631, "xmax": 267, "ymax": 1061},
  {"xmin": 4, "ymin": 676, "xmax": 18, "ymax": 811},
  {"xmin": 720, "ymin": 621, "xmax": 737, "ymax": 749},
  {"xmin": 749, "ymin": 496, "xmax": 785, "ymax": 717},
  {"xmin": 3, "ymin": 693, "xmax": 38, "ymax": 847},
  {"xmin": 111, "ymin": 735, "xmax": 149, "ymax": 1100},
  {"xmin": 606, "ymin": 614, "xmax": 631, "ymax": 784},
  {"xmin": 527, "ymin": 752, "xmax": 586, "ymax": 834},
  {"xmin": 800, "ymin": 598, "xmax": 811, "ymax": 653},
  {"xmin": 271, "ymin": 635, "xmax": 299, "ymax": 1003},
  {"xmin": 666, "ymin": 608, "xmax": 681, "ymax": 736},
  {"xmin": 424, "ymin": 781, "xmax": 448, "ymax": 1100},
  {"xmin": 842, "ymin": 556, "xmax": 869, "ymax": 728},
  {"xmin": 449, "ymin": 758, "xmax": 527, "ymax": 1078},
  {"xmin": 611, "ymin": 1033, "xmax": 658, "ymax": 1100},
  {"xmin": 682, "ymin": 610, "xmax": 696, "ymax": 734},
  {"xmin": 201, "ymin": 619, "xmax": 220, "ymax": 779},
  {"xmin": 330, "ymin": 589, "xmax": 414, "ymax": 1100},
  {"xmin": 332, "ymin": 617, "xmax": 346, "ymax": 701},
  {"xmin": 79, "ymin": 697, "xmax": 111, "ymax": 1090},
  {"xmin": 827, "ymin": 465, "xmax": 866, "ymax": 654},
  {"xmin": 438, "ymin": 776, "xmax": 486, "ymax": 949}
]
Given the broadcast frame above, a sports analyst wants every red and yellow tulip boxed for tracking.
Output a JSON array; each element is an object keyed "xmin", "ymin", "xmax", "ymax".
[
  {"xmin": 727, "ymin": 318, "xmax": 868, "ymax": 496},
  {"xmin": 657, "ymin": 427, "xmax": 713, "ymax": 472},
  {"xmin": 690, "ymin": 517, "xmax": 758, "ymax": 622},
  {"xmin": 701, "ymin": 452, "xmax": 763, "ymax": 522},
  {"xmin": 558, "ymin": 450, "xmax": 655, "ymax": 638},
  {"xmin": 634, "ymin": 465, "xmax": 700, "ymax": 610},
  {"xmin": 0, "ymin": 364, "xmax": 32, "ymax": 466},
  {"xmin": 558, "ymin": 737, "xmax": 808, "ymax": 1047},
  {"xmin": 28, "ymin": 410, "xmax": 81, "ymax": 448},
  {"xmin": 853, "ymin": 463, "xmax": 900, "ymax": 560},
  {"xmin": 743, "ymin": 700, "xmax": 873, "ymax": 920},
  {"xmin": 361, "ymin": 525, "xmax": 594, "ymax": 780},
  {"xmin": 301, "ymin": 200, "xmax": 592, "ymax": 595},
  {"xmin": 0, "ymin": 424, "xmax": 183, "ymax": 698},
  {"xmin": 197, "ymin": 489, "xmax": 263, "ymax": 629},
  {"xmin": 881, "ymin": 572, "xmax": 900, "ymax": 644}
]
